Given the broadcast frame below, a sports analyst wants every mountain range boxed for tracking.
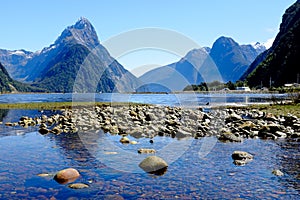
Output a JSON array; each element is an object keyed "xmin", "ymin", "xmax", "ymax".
[
  {"xmin": 1, "ymin": 0, "xmax": 298, "ymax": 93},
  {"xmin": 242, "ymin": 0, "xmax": 300, "ymax": 88},
  {"xmin": 0, "ymin": 17, "xmax": 140, "ymax": 93},
  {"xmin": 139, "ymin": 37, "xmax": 266, "ymax": 91}
]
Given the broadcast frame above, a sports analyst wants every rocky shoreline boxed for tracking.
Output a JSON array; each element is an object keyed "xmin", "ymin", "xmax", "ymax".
[{"xmin": 4, "ymin": 104, "xmax": 300, "ymax": 141}]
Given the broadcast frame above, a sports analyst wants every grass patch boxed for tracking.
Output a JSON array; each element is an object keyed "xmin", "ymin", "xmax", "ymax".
[
  {"xmin": 224, "ymin": 103, "xmax": 300, "ymax": 117},
  {"xmin": 255, "ymin": 104, "xmax": 300, "ymax": 117}
]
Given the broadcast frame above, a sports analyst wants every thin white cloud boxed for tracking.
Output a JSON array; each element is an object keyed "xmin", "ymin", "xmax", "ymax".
[{"xmin": 265, "ymin": 27, "xmax": 277, "ymax": 33}]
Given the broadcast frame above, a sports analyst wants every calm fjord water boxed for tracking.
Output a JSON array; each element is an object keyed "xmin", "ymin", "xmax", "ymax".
[
  {"xmin": 0, "ymin": 93, "xmax": 298, "ymax": 199},
  {"xmin": 0, "ymin": 92, "xmax": 288, "ymax": 106}
]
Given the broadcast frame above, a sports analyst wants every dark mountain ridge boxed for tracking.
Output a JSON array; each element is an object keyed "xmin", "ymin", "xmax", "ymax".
[{"xmin": 0, "ymin": 62, "xmax": 43, "ymax": 93}]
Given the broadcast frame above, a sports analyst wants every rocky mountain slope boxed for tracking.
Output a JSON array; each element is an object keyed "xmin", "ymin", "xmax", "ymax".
[
  {"xmin": 0, "ymin": 49, "xmax": 34, "ymax": 78},
  {"xmin": 0, "ymin": 62, "xmax": 42, "ymax": 93},
  {"xmin": 209, "ymin": 36, "xmax": 265, "ymax": 82}
]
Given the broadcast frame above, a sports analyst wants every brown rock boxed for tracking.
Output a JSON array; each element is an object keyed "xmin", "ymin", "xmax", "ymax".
[
  {"xmin": 54, "ymin": 168, "xmax": 80, "ymax": 184},
  {"xmin": 138, "ymin": 148, "xmax": 156, "ymax": 154},
  {"xmin": 120, "ymin": 136, "xmax": 130, "ymax": 144}
]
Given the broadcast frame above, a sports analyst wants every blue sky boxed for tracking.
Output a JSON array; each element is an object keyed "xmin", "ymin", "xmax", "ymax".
[{"xmin": 0, "ymin": 0, "xmax": 296, "ymax": 75}]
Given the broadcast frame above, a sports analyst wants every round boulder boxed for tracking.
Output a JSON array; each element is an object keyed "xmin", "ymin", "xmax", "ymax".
[
  {"xmin": 139, "ymin": 156, "xmax": 168, "ymax": 175},
  {"xmin": 54, "ymin": 168, "xmax": 80, "ymax": 184}
]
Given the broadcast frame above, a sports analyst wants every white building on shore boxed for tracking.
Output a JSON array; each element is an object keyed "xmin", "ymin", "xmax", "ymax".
[{"xmin": 236, "ymin": 86, "xmax": 251, "ymax": 91}]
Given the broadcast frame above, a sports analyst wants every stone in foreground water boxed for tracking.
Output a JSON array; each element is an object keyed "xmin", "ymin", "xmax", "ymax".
[
  {"xmin": 54, "ymin": 168, "xmax": 80, "ymax": 184},
  {"xmin": 139, "ymin": 156, "xmax": 168, "ymax": 175}
]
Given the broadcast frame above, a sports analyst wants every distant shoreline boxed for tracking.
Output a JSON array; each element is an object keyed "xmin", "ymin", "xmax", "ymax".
[{"xmin": 0, "ymin": 90, "xmax": 286, "ymax": 95}]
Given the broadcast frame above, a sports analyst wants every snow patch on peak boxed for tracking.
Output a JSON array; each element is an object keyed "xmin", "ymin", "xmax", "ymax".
[
  {"xmin": 40, "ymin": 44, "xmax": 57, "ymax": 54},
  {"xmin": 8, "ymin": 50, "xmax": 33, "ymax": 59},
  {"xmin": 251, "ymin": 42, "xmax": 265, "ymax": 50},
  {"xmin": 263, "ymin": 38, "xmax": 275, "ymax": 49},
  {"xmin": 251, "ymin": 38, "xmax": 274, "ymax": 50},
  {"xmin": 10, "ymin": 50, "xmax": 26, "ymax": 56}
]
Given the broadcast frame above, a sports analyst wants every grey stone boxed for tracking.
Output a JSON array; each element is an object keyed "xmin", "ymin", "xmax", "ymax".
[
  {"xmin": 138, "ymin": 148, "xmax": 156, "ymax": 154},
  {"xmin": 139, "ymin": 156, "xmax": 168, "ymax": 175},
  {"xmin": 232, "ymin": 151, "xmax": 253, "ymax": 166},
  {"xmin": 68, "ymin": 183, "xmax": 89, "ymax": 189},
  {"xmin": 219, "ymin": 132, "xmax": 242, "ymax": 142},
  {"xmin": 272, "ymin": 169, "xmax": 284, "ymax": 176}
]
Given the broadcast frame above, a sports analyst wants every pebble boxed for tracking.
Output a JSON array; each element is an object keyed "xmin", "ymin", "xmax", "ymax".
[
  {"xmin": 68, "ymin": 183, "xmax": 89, "ymax": 189},
  {"xmin": 37, "ymin": 173, "xmax": 53, "ymax": 177},
  {"xmin": 272, "ymin": 169, "xmax": 284, "ymax": 176},
  {"xmin": 120, "ymin": 137, "xmax": 130, "ymax": 144},
  {"xmin": 138, "ymin": 148, "xmax": 156, "ymax": 154}
]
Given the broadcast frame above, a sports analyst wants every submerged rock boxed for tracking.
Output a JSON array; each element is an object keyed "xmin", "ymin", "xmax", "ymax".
[
  {"xmin": 68, "ymin": 183, "xmax": 89, "ymax": 189},
  {"xmin": 139, "ymin": 156, "xmax": 168, "ymax": 175},
  {"xmin": 138, "ymin": 148, "xmax": 156, "ymax": 154},
  {"xmin": 232, "ymin": 151, "xmax": 253, "ymax": 160},
  {"xmin": 232, "ymin": 151, "xmax": 253, "ymax": 166},
  {"xmin": 54, "ymin": 168, "xmax": 80, "ymax": 184},
  {"xmin": 37, "ymin": 173, "xmax": 54, "ymax": 177},
  {"xmin": 272, "ymin": 169, "xmax": 284, "ymax": 176},
  {"xmin": 120, "ymin": 136, "xmax": 130, "ymax": 144}
]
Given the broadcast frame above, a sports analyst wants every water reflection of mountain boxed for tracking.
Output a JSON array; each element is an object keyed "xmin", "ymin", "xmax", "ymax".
[
  {"xmin": 0, "ymin": 109, "xmax": 8, "ymax": 121},
  {"xmin": 275, "ymin": 139, "xmax": 300, "ymax": 194},
  {"xmin": 47, "ymin": 130, "xmax": 105, "ymax": 168}
]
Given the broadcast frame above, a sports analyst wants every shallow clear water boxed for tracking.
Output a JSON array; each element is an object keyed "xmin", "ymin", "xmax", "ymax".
[{"xmin": 0, "ymin": 111, "xmax": 299, "ymax": 199}]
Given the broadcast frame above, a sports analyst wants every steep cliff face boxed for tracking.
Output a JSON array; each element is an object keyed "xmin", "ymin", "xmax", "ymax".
[
  {"xmin": 0, "ymin": 62, "xmax": 40, "ymax": 93},
  {"xmin": 245, "ymin": 1, "xmax": 300, "ymax": 87},
  {"xmin": 0, "ymin": 49, "xmax": 33, "ymax": 78}
]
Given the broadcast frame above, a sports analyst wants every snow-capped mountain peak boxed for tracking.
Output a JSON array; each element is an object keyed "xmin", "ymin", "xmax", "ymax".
[
  {"xmin": 250, "ymin": 42, "xmax": 267, "ymax": 52},
  {"xmin": 54, "ymin": 17, "xmax": 100, "ymax": 50}
]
